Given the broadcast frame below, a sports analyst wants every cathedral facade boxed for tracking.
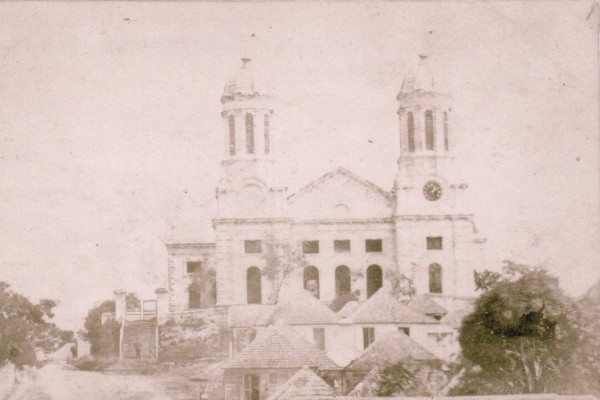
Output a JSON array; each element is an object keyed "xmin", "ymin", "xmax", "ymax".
[{"xmin": 165, "ymin": 56, "xmax": 485, "ymax": 313}]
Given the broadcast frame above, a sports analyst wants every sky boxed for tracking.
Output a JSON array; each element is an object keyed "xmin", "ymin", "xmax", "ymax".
[{"xmin": 0, "ymin": 1, "xmax": 598, "ymax": 330}]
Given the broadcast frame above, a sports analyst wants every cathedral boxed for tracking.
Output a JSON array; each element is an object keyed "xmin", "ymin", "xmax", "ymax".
[{"xmin": 165, "ymin": 55, "xmax": 486, "ymax": 314}]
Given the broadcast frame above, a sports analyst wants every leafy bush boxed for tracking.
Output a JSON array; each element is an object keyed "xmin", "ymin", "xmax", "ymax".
[{"xmin": 73, "ymin": 356, "xmax": 113, "ymax": 371}]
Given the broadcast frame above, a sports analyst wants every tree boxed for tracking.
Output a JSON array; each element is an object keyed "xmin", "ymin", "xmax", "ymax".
[
  {"xmin": 261, "ymin": 236, "xmax": 309, "ymax": 304},
  {"xmin": 0, "ymin": 282, "xmax": 72, "ymax": 368},
  {"xmin": 82, "ymin": 300, "xmax": 120, "ymax": 357},
  {"xmin": 385, "ymin": 265, "xmax": 416, "ymax": 300},
  {"xmin": 455, "ymin": 261, "xmax": 581, "ymax": 394}
]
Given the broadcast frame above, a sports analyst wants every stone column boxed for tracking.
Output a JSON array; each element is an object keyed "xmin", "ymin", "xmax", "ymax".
[
  {"xmin": 114, "ymin": 289, "xmax": 126, "ymax": 321},
  {"xmin": 155, "ymin": 288, "xmax": 169, "ymax": 325}
]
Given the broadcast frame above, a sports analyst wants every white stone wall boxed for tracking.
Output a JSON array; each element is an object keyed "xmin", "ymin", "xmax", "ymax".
[{"xmin": 166, "ymin": 244, "xmax": 217, "ymax": 312}]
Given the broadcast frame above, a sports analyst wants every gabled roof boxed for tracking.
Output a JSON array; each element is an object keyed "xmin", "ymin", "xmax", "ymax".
[
  {"xmin": 347, "ymin": 289, "xmax": 436, "ymax": 324},
  {"xmin": 223, "ymin": 325, "xmax": 339, "ymax": 370},
  {"xmin": 228, "ymin": 304, "xmax": 275, "ymax": 328},
  {"xmin": 266, "ymin": 366, "xmax": 336, "ymax": 400},
  {"xmin": 347, "ymin": 332, "xmax": 438, "ymax": 372},
  {"xmin": 440, "ymin": 308, "xmax": 472, "ymax": 329},
  {"xmin": 407, "ymin": 294, "xmax": 448, "ymax": 316},
  {"xmin": 287, "ymin": 167, "xmax": 393, "ymax": 203},
  {"xmin": 337, "ymin": 300, "xmax": 361, "ymax": 319},
  {"xmin": 257, "ymin": 290, "xmax": 338, "ymax": 326}
]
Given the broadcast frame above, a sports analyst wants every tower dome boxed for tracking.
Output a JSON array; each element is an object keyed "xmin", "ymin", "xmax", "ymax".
[
  {"xmin": 221, "ymin": 57, "xmax": 266, "ymax": 104},
  {"xmin": 398, "ymin": 55, "xmax": 436, "ymax": 96}
]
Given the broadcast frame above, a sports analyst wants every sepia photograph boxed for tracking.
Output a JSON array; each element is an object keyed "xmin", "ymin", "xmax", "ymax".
[{"xmin": 0, "ymin": 1, "xmax": 599, "ymax": 399}]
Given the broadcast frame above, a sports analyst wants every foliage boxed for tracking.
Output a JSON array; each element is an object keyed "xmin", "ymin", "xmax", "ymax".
[
  {"xmin": 385, "ymin": 266, "xmax": 416, "ymax": 300},
  {"xmin": 261, "ymin": 235, "xmax": 309, "ymax": 304},
  {"xmin": 82, "ymin": 300, "xmax": 120, "ymax": 357},
  {"xmin": 0, "ymin": 281, "xmax": 72, "ymax": 368},
  {"xmin": 456, "ymin": 261, "xmax": 582, "ymax": 394},
  {"xmin": 125, "ymin": 292, "xmax": 140, "ymax": 311},
  {"xmin": 375, "ymin": 363, "xmax": 416, "ymax": 396}
]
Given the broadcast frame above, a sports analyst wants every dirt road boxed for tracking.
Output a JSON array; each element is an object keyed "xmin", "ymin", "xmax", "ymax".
[{"xmin": 8, "ymin": 363, "xmax": 197, "ymax": 400}]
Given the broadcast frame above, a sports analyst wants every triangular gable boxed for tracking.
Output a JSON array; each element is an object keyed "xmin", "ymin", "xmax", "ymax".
[
  {"xmin": 287, "ymin": 168, "xmax": 393, "ymax": 220},
  {"xmin": 267, "ymin": 366, "xmax": 336, "ymax": 400},
  {"xmin": 347, "ymin": 289, "xmax": 435, "ymax": 325}
]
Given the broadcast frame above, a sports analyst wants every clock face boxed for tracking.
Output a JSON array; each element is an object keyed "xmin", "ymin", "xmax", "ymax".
[{"xmin": 423, "ymin": 181, "xmax": 442, "ymax": 201}]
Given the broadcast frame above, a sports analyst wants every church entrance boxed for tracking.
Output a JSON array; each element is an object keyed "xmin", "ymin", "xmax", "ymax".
[
  {"xmin": 366, "ymin": 264, "xmax": 383, "ymax": 298},
  {"xmin": 247, "ymin": 267, "xmax": 262, "ymax": 304},
  {"xmin": 188, "ymin": 267, "xmax": 217, "ymax": 309}
]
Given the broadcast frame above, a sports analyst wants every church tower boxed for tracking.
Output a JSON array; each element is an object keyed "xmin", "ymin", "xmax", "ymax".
[
  {"xmin": 213, "ymin": 57, "xmax": 289, "ymax": 306},
  {"xmin": 393, "ymin": 55, "xmax": 484, "ymax": 306},
  {"xmin": 216, "ymin": 57, "xmax": 287, "ymax": 219}
]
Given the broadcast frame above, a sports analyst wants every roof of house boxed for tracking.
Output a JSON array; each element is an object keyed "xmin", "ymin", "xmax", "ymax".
[
  {"xmin": 257, "ymin": 290, "xmax": 338, "ymax": 326},
  {"xmin": 266, "ymin": 366, "xmax": 336, "ymax": 400},
  {"xmin": 228, "ymin": 304, "xmax": 276, "ymax": 328},
  {"xmin": 222, "ymin": 325, "xmax": 340, "ymax": 370},
  {"xmin": 440, "ymin": 308, "xmax": 472, "ymax": 329},
  {"xmin": 337, "ymin": 300, "xmax": 361, "ymax": 318},
  {"xmin": 347, "ymin": 332, "xmax": 438, "ymax": 372},
  {"xmin": 347, "ymin": 289, "xmax": 436, "ymax": 324},
  {"xmin": 407, "ymin": 294, "xmax": 448, "ymax": 316}
]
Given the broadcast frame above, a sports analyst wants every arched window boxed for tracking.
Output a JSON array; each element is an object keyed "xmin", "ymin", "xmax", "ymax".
[
  {"xmin": 407, "ymin": 112, "xmax": 415, "ymax": 153},
  {"xmin": 366, "ymin": 264, "xmax": 383, "ymax": 298},
  {"xmin": 189, "ymin": 282, "xmax": 201, "ymax": 310},
  {"xmin": 228, "ymin": 115, "xmax": 236, "ymax": 156},
  {"xmin": 245, "ymin": 113, "xmax": 254, "ymax": 154},
  {"xmin": 443, "ymin": 112, "xmax": 449, "ymax": 151},
  {"xmin": 429, "ymin": 263, "xmax": 442, "ymax": 294},
  {"xmin": 247, "ymin": 267, "xmax": 262, "ymax": 304},
  {"xmin": 303, "ymin": 266, "xmax": 320, "ymax": 299},
  {"xmin": 425, "ymin": 110, "xmax": 435, "ymax": 151},
  {"xmin": 264, "ymin": 115, "xmax": 270, "ymax": 154},
  {"xmin": 335, "ymin": 265, "xmax": 351, "ymax": 297}
]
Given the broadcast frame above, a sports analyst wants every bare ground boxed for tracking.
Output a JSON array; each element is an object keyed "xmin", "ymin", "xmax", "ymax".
[{"xmin": 8, "ymin": 362, "xmax": 201, "ymax": 400}]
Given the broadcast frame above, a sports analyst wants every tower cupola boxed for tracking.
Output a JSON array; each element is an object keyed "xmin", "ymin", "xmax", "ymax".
[
  {"xmin": 397, "ymin": 55, "xmax": 452, "ymax": 160},
  {"xmin": 221, "ymin": 57, "xmax": 275, "ymax": 160}
]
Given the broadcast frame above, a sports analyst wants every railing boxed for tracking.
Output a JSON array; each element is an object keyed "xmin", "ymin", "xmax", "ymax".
[{"xmin": 124, "ymin": 300, "xmax": 157, "ymax": 321}]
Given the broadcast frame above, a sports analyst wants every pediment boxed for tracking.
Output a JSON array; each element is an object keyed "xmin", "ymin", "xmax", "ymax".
[{"xmin": 287, "ymin": 168, "xmax": 394, "ymax": 220}]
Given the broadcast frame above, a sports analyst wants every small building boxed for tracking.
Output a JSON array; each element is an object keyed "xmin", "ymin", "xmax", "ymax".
[
  {"xmin": 342, "ymin": 288, "xmax": 458, "ymax": 361},
  {"xmin": 222, "ymin": 324, "xmax": 340, "ymax": 400},
  {"xmin": 345, "ymin": 331, "xmax": 444, "ymax": 396}
]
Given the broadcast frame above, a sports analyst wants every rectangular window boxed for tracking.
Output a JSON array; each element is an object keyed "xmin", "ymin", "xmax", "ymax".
[
  {"xmin": 427, "ymin": 237, "xmax": 443, "ymax": 250},
  {"xmin": 228, "ymin": 115, "xmax": 236, "ymax": 156},
  {"xmin": 244, "ymin": 240, "xmax": 262, "ymax": 254},
  {"xmin": 313, "ymin": 328, "xmax": 326, "ymax": 351},
  {"xmin": 244, "ymin": 374, "xmax": 260, "ymax": 400},
  {"xmin": 398, "ymin": 327, "xmax": 410, "ymax": 336},
  {"xmin": 334, "ymin": 240, "xmax": 351, "ymax": 253},
  {"xmin": 365, "ymin": 239, "xmax": 382, "ymax": 253},
  {"xmin": 264, "ymin": 115, "xmax": 270, "ymax": 154},
  {"xmin": 186, "ymin": 261, "xmax": 201, "ymax": 274},
  {"xmin": 363, "ymin": 327, "xmax": 375, "ymax": 349},
  {"xmin": 245, "ymin": 113, "xmax": 255, "ymax": 154},
  {"xmin": 302, "ymin": 240, "xmax": 319, "ymax": 254}
]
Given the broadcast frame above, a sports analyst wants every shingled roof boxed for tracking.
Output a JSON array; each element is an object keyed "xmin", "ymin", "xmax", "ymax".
[
  {"xmin": 257, "ymin": 289, "xmax": 338, "ymax": 326},
  {"xmin": 337, "ymin": 300, "xmax": 360, "ymax": 318},
  {"xmin": 347, "ymin": 332, "xmax": 438, "ymax": 372},
  {"xmin": 407, "ymin": 294, "xmax": 448, "ymax": 316},
  {"xmin": 440, "ymin": 307, "xmax": 472, "ymax": 329},
  {"xmin": 228, "ymin": 304, "xmax": 275, "ymax": 328},
  {"xmin": 266, "ymin": 366, "xmax": 336, "ymax": 400},
  {"xmin": 223, "ymin": 325, "xmax": 340, "ymax": 370},
  {"xmin": 347, "ymin": 289, "xmax": 436, "ymax": 324}
]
